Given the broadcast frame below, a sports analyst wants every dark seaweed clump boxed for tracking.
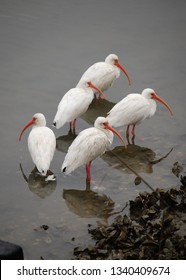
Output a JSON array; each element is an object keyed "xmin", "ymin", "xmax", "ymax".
[{"xmin": 73, "ymin": 163, "xmax": 186, "ymax": 260}]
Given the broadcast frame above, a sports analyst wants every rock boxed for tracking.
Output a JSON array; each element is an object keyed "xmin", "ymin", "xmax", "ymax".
[{"xmin": 0, "ymin": 240, "xmax": 24, "ymax": 260}]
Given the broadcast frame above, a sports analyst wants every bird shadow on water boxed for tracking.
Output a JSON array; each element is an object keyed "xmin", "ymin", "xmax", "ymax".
[{"xmin": 19, "ymin": 164, "xmax": 57, "ymax": 198}]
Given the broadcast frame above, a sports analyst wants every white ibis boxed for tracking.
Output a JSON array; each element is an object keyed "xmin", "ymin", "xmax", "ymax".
[
  {"xmin": 76, "ymin": 54, "xmax": 131, "ymax": 94},
  {"xmin": 61, "ymin": 116, "xmax": 126, "ymax": 184},
  {"xmin": 19, "ymin": 113, "xmax": 56, "ymax": 177},
  {"xmin": 53, "ymin": 78, "xmax": 107, "ymax": 131},
  {"xmin": 106, "ymin": 88, "xmax": 173, "ymax": 137}
]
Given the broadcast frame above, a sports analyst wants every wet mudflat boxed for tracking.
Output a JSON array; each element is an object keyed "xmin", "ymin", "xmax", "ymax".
[{"xmin": 0, "ymin": 0, "xmax": 186, "ymax": 259}]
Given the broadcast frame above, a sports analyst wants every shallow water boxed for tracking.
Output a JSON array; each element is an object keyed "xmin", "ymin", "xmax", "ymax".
[{"xmin": 0, "ymin": 0, "xmax": 186, "ymax": 259}]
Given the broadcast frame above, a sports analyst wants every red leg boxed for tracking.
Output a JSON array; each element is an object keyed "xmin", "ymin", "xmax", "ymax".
[
  {"xmin": 86, "ymin": 161, "xmax": 91, "ymax": 183},
  {"xmin": 126, "ymin": 125, "xmax": 130, "ymax": 136},
  {"xmin": 126, "ymin": 133, "xmax": 130, "ymax": 145},
  {"xmin": 72, "ymin": 119, "xmax": 77, "ymax": 131},
  {"xmin": 86, "ymin": 180, "xmax": 91, "ymax": 191},
  {"xmin": 131, "ymin": 124, "xmax": 136, "ymax": 136}
]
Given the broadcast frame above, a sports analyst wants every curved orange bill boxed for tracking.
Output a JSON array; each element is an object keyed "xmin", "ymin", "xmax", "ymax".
[
  {"xmin": 115, "ymin": 60, "xmax": 131, "ymax": 86},
  {"xmin": 104, "ymin": 122, "xmax": 127, "ymax": 149},
  {"xmin": 19, "ymin": 118, "xmax": 34, "ymax": 141},
  {"xmin": 153, "ymin": 94, "xmax": 173, "ymax": 116},
  {"xmin": 88, "ymin": 82, "xmax": 107, "ymax": 100}
]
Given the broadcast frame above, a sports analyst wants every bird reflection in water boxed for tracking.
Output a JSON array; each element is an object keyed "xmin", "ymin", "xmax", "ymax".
[
  {"xmin": 102, "ymin": 145, "xmax": 173, "ymax": 185},
  {"xmin": 81, "ymin": 96, "xmax": 115, "ymax": 126},
  {"xmin": 56, "ymin": 129, "xmax": 77, "ymax": 154},
  {"xmin": 63, "ymin": 189, "xmax": 114, "ymax": 221},
  {"xmin": 19, "ymin": 164, "xmax": 57, "ymax": 198},
  {"xmin": 62, "ymin": 181, "xmax": 128, "ymax": 223}
]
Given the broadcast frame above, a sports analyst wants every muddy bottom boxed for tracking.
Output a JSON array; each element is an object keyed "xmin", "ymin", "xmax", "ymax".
[{"xmin": 73, "ymin": 163, "xmax": 186, "ymax": 260}]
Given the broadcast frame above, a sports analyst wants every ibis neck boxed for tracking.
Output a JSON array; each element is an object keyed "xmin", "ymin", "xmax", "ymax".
[
  {"xmin": 101, "ymin": 128, "xmax": 114, "ymax": 145},
  {"xmin": 148, "ymin": 99, "xmax": 157, "ymax": 118}
]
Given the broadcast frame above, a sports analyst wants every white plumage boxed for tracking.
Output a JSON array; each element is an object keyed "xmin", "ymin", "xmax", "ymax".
[
  {"xmin": 107, "ymin": 88, "xmax": 173, "ymax": 136},
  {"xmin": 76, "ymin": 54, "xmax": 131, "ymax": 93},
  {"xmin": 53, "ymin": 78, "xmax": 106, "ymax": 130},
  {"xmin": 19, "ymin": 113, "xmax": 56, "ymax": 176},
  {"xmin": 62, "ymin": 116, "xmax": 126, "ymax": 182}
]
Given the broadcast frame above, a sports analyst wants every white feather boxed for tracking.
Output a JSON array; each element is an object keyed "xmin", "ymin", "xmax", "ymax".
[
  {"xmin": 53, "ymin": 87, "xmax": 94, "ymax": 129},
  {"xmin": 76, "ymin": 54, "xmax": 122, "ymax": 92},
  {"xmin": 107, "ymin": 90, "xmax": 157, "ymax": 128},
  {"xmin": 28, "ymin": 127, "xmax": 56, "ymax": 175},
  {"xmin": 61, "ymin": 118, "xmax": 114, "ymax": 174}
]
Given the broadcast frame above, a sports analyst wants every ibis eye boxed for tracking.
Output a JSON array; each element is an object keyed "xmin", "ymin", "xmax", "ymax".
[{"xmin": 103, "ymin": 121, "xmax": 108, "ymax": 126}]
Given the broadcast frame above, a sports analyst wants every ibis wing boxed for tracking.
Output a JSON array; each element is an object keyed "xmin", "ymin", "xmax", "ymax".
[
  {"xmin": 80, "ymin": 62, "xmax": 108, "ymax": 76},
  {"xmin": 28, "ymin": 127, "xmax": 56, "ymax": 175},
  {"xmin": 107, "ymin": 94, "xmax": 150, "ymax": 127},
  {"xmin": 62, "ymin": 127, "xmax": 110, "ymax": 174},
  {"xmin": 76, "ymin": 62, "xmax": 117, "ymax": 91},
  {"xmin": 53, "ymin": 88, "xmax": 93, "ymax": 129}
]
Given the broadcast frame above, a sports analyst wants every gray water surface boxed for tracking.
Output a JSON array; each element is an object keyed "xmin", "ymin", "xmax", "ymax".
[{"xmin": 0, "ymin": 0, "xmax": 186, "ymax": 259}]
